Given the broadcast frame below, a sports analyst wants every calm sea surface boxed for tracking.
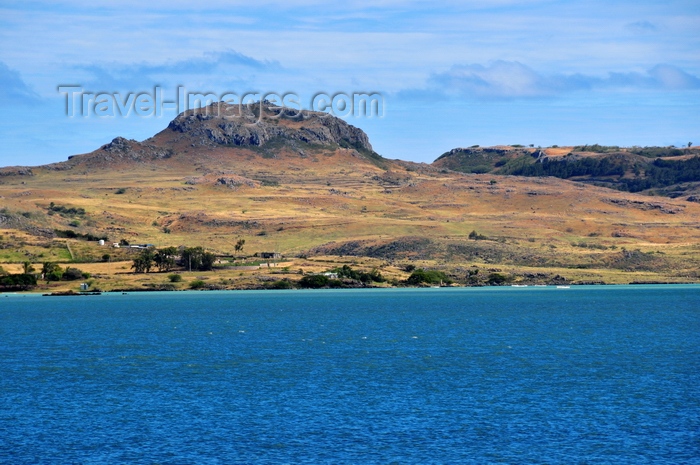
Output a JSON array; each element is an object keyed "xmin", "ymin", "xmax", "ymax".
[{"xmin": 1, "ymin": 286, "xmax": 698, "ymax": 464}]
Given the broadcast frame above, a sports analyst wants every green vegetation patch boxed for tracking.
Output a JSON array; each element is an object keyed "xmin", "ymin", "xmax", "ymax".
[{"xmin": 407, "ymin": 269, "xmax": 451, "ymax": 285}]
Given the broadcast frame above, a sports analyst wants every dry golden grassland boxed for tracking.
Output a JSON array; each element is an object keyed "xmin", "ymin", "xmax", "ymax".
[{"xmin": 2, "ymin": 143, "xmax": 699, "ymax": 292}]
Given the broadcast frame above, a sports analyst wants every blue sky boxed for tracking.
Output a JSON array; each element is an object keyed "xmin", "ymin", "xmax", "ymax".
[{"xmin": 0, "ymin": 0, "xmax": 698, "ymax": 166}]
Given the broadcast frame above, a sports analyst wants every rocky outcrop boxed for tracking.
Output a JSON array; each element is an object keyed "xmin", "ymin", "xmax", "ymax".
[
  {"xmin": 0, "ymin": 167, "xmax": 33, "ymax": 176},
  {"xmin": 45, "ymin": 137, "xmax": 174, "ymax": 170},
  {"xmin": 307, "ymin": 236, "xmax": 438, "ymax": 260},
  {"xmin": 166, "ymin": 102, "xmax": 373, "ymax": 153},
  {"xmin": 605, "ymin": 198, "xmax": 684, "ymax": 214},
  {"xmin": 184, "ymin": 172, "xmax": 259, "ymax": 189},
  {"xmin": 95, "ymin": 137, "xmax": 173, "ymax": 162}
]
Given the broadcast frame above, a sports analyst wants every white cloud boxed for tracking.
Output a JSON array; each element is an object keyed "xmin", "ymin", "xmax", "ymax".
[
  {"xmin": 625, "ymin": 20, "xmax": 657, "ymax": 33},
  {"xmin": 72, "ymin": 50, "xmax": 280, "ymax": 88},
  {"xmin": 428, "ymin": 61, "xmax": 700, "ymax": 99},
  {"xmin": 647, "ymin": 64, "xmax": 700, "ymax": 90},
  {"xmin": 0, "ymin": 62, "xmax": 39, "ymax": 105},
  {"xmin": 430, "ymin": 61, "xmax": 551, "ymax": 98}
]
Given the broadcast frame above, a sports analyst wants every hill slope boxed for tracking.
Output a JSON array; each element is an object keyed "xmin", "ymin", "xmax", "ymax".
[
  {"xmin": 1, "ymin": 106, "xmax": 699, "ymax": 288},
  {"xmin": 433, "ymin": 145, "xmax": 700, "ymax": 199}
]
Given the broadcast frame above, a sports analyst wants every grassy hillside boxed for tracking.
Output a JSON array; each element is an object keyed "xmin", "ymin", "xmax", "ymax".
[
  {"xmin": 1, "ymin": 107, "xmax": 699, "ymax": 291},
  {"xmin": 433, "ymin": 145, "xmax": 700, "ymax": 198}
]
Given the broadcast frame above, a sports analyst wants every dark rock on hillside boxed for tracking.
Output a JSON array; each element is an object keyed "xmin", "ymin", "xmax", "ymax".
[
  {"xmin": 0, "ymin": 167, "xmax": 33, "ymax": 176},
  {"xmin": 0, "ymin": 211, "xmax": 53, "ymax": 237},
  {"xmin": 96, "ymin": 137, "xmax": 174, "ymax": 161},
  {"xmin": 308, "ymin": 236, "xmax": 439, "ymax": 260},
  {"xmin": 166, "ymin": 102, "xmax": 374, "ymax": 153},
  {"xmin": 44, "ymin": 137, "xmax": 174, "ymax": 170},
  {"xmin": 605, "ymin": 198, "xmax": 683, "ymax": 214}
]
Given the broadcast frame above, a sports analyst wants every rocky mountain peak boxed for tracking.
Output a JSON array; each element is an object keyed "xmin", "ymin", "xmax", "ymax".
[{"xmin": 163, "ymin": 101, "xmax": 374, "ymax": 154}]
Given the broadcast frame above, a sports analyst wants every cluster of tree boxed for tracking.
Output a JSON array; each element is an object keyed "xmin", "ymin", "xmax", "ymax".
[
  {"xmin": 0, "ymin": 273, "xmax": 37, "ymax": 290},
  {"xmin": 180, "ymin": 246, "xmax": 216, "ymax": 272},
  {"xmin": 466, "ymin": 268, "xmax": 480, "ymax": 284},
  {"xmin": 298, "ymin": 274, "xmax": 337, "ymax": 288},
  {"xmin": 0, "ymin": 261, "xmax": 89, "ymax": 290},
  {"xmin": 504, "ymin": 152, "xmax": 700, "ymax": 193},
  {"xmin": 267, "ymin": 279, "xmax": 293, "ymax": 289},
  {"xmin": 47, "ymin": 202, "xmax": 86, "ymax": 216},
  {"xmin": 297, "ymin": 266, "xmax": 386, "ymax": 289},
  {"xmin": 407, "ymin": 269, "xmax": 452, "ymax": 285},
  {"xmin": 506, "ymin": 156, "xmax": 627, "ymax": 179},
  {"xmin": 54, "ymin": 229, "xmax": 108, "ymax": 241},
  {"xmin": 132, "ymin": 247, "xmax": 180, "ymax": 273},
  {"xmin": 629, "ymin": 146, "xmax": 686, "ymax": 158},
  {"xmin": 41, "ymin": 262, "xmax": 89, "ymax": 281},
  {"xmin": 622, "ymin": 157, "xmax": 700, "ymax": 192},
  {"xmin": 468, "ymin": 230, "xmax": 488, "ymax": 240},
  {"xmin": 0, "ymin": 262, "xmax": 91, "ymax": 291},
  {"xmin": 0, "ymin": 264, "xmax": 37, "ymax": 290},
  {"xmin": 483, "ymin": 272, "xmax": 513, "ymax": 285},
  {"xmin": 465, "ymin": 269, "xmax": 517, "ymax": 285},
  {"xmin": 572, "ymin": 144, "xmax": 621, "ymax": 153},
  {"xmin": 331, "ymin": 265, "xmax": 386, "ymax": 283},
  {"xmin": 131, "ymin": 246, "xmax": 216, "ymax": 273}
]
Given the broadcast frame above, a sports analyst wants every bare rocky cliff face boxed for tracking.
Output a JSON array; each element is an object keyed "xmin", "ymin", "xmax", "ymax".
[
  {"xmin": 41, "ymin": 137, "xmax": 173, "ymax": 170},
  {"xmin": 96, "ymin": 137, "xmax": 173, "ymax": 161},
  {"xmin": 164, "ymin": 102, "xmax": 374, "ymax": 153},
  {"xmin": 40, "ymin": 101, "xmax": 378, "ymax": 170}
]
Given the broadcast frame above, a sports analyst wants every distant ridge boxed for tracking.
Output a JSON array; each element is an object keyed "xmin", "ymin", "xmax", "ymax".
[
  {"xmin": 1, "ymin": 102, "xmax": 699, "ymax": 200},
  {"xmin": 433, "ymin": 145, "xmax": 700, "ymax": 199}
]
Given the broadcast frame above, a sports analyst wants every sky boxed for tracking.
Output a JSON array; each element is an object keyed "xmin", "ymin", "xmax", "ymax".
[{"xmin": 0, "ymin": 0, "xmax": 698, "ymax": 167}]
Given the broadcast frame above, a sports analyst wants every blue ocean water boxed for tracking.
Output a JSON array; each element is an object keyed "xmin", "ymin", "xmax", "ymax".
[{"xmin": 0, "ymin": 286, "xmax": 698, "ymax": 464}]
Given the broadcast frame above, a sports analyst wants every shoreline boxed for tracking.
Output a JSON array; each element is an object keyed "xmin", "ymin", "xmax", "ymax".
[
  {"xmin": 4, "ymin": 256, "xmax": 699, "ymax": 295},
  {"xmin": 6, "ymin": 281, "xmax": 697, "ymax": 296}
]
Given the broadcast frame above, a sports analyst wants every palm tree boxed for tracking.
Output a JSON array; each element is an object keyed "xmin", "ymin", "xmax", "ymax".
[
  {"xmin": 22, "ymin": 261, "xmax": 35, "ymax": 274},
  {"xmin": 41, "ymin": 262, "xmax": 62, "ymax": 281}
]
